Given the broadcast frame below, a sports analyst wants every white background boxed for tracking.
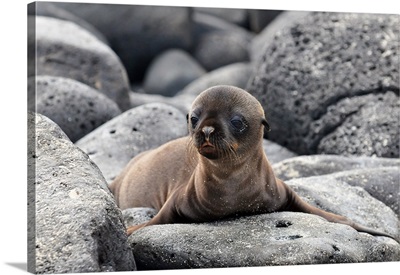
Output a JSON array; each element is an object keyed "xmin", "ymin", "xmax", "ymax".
[{"xmin": 1, "ymin": 0, "xmax": 399, "ymax": 274}]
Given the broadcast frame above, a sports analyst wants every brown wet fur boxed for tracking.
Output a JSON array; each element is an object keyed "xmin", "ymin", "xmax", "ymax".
[{"xmin": 109, "ymin": 85, "xmax": 397, "ymax": 241}]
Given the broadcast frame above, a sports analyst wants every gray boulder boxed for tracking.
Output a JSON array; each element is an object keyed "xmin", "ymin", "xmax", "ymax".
[
  {"xmin": 316, "ymin": 167, "xmax": 399, "ymax": 218},
  {"xmin": 28, "ymin": 2, "xmax": 108, "ymax": 44},
  {"xmin": 273, "ymin": 155, "xmax": 400, "ymax": 216},
  {"xmin": 54, "ymin": 3, "xmax": 192, "ymax": 82},
  {"xmin": 28, "ymin": 112, "xmax": 136, "ymax": 273},
  {"xmin": 143, "ymin": 49, "xmax": 206, "ymax": 97},
  {"xmin": 247, "ymin": 12, "xmax": 399, "ymax": 157},
  {"xmin": 193, "ymin": 7, "xmax": 250, "ymax": 28},
  {"xmin": 129, "ymin": 214, "xmax": 398, "ymax": 269},
  {"xmin": 30, "ymin": 16, "xmax": 131, "ymax": 111},
  {"xmin": 315, "ymin": 92, "xmax": 399, "ymax": 157},
  {"xmin": 250, "ymin": 11, "xmax": 310, "ymax": 62},
  {"xmin": 287, "ymin": 174, "xmax": 399, "ymax": 236},
  {"xmin": 248, "ymin": 9, "xmax": 282, "ymax": 33},
  {"xmin": 193, "ymin": 29, "xmax": 253, "ymax": 71},
  {"xmin": 28, "ymin": 76, "xmax": 121, "ymax": 142},
  {"xmin": 177, "ymin": 62, "xmax": 254, "ymax": 97},
  {"xmin": 190, "ymin": 12, "xmax": 253, "ymax": 71},
  {"xmin": 263, "ymin": 139, "xmax": 297, "ymax": 164},
  {"xmin": 273, "ymin": 154, "xmax": 400, "ymax": 180},
  {"xmin": 129, "ymin": 91, "xmax": 194, "ymax": 115},
  {"xmin": 192, "ymin": 11, "xmax": 252, "ymax": 43},
  {"xmin": 75, "ymin": 103, "xmax": 188, "ymax": 183}
]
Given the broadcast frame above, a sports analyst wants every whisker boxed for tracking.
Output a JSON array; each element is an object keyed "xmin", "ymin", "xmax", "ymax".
[
  {"xmin": 220, "ymin": 137, "xmax": 239, "ymax": 162},
  {"xmin": 186, "ymin": 137, "xmax": 198, "ymax": 168}
]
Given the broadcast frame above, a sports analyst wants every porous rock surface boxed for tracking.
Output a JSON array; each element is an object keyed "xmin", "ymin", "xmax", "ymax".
[
  {"xmin": 28, "ymin": 76, "xmax": 121, "ymax": 142},
  {"xmin": 28, "ymin": 112, "xmax": 136, "ymax": 273},
  {"xmin": 250, "ymin": 11, "xmax": 310, "ymax": 62},
  {"xmin": 30, "ymin": 16, "xmax": 131, "ymax": 110},
  {"xmin": 247, "ymin": 12, "xmax": 399, "ymax": 157},
  {"xmin": 75, "ymin": 103, "xmax": 188, "ymax": 183}
]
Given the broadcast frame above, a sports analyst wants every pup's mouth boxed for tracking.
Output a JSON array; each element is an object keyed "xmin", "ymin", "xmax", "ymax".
[{"xmin": 198, "ymin": 141, "xmax": 218, "ymax": 159}]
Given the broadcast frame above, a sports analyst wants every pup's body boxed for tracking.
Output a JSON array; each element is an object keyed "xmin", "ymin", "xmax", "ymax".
[{"xmin": 110, "ymin": 85, "xmax": 396, "ymax": 240}]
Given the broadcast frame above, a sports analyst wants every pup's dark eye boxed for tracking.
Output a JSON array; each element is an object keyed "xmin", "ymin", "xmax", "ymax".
[
  {"xmin": 231, "ymin": 116, "xmax": 247, "ymax": 131},
  {"xmin": 190, "ymin": 116, "xmax": 199, "ymax": 128},
  {"xmin": 231, "ymin": 119, "xmax": 243, "ymax": 129}
]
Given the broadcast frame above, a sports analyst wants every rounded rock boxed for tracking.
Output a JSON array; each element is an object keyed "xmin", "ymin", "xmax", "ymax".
[
  {"xmin": 193, "ymin": 30, "xmax": 252, "ymax": 71},
  {"xmin": 28, "ymin": 2, "xmax": 108, "ymax": 44},
  {"xmin": 75, "ymin": 103, "xmax": 188, "ymax": 183},
  {"xmin": 53, "ymin": 3, "xmax": 192, "ymax": 82},
  {"xmin": 177, "ymin": 62, "xmax": 254, "ymax": 97},
  {"xmin": 143, "ymin": 49, "xmax": 206, "ymax": 97},
  {"xmin": 28, "ymin": 112, "xmax": 136, "ymax": 273},
  {"xmin": 30, "ymin": 16, "xmax": 131, "ymax": 110},
  {"xmin": 28, "ymin": 76, "xmax": 121, "ymax": 142},
  {"xmin": 247, "ymin": 12, "xmax": 399, "ymax": 157}
]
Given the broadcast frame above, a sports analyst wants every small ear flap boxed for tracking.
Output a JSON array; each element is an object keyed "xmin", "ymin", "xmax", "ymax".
[{"xmin": 262, "ymin": 118, "xmax": 271, "ymax": 132}]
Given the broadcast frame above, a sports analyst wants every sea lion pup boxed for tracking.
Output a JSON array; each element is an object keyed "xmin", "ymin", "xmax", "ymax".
[{"xmin": 110, "ymin": 85, "xmax": 396, "ymax": 240}]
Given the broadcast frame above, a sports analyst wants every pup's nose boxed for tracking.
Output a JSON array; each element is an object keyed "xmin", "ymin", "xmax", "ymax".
[{"xmin": 202, "ymin": 126, "xmax": 215, "ymax": 139}]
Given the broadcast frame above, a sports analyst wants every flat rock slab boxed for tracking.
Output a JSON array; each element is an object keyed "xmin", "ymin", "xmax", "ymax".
[
  {"xmin": 125, "ymin": 173, "xmax": 399, "ymax": 270},
  {"xmin": 127, "ymin": 212, "xmax": 399, "ymax": 270},
  {"xmin": 28, "ymin": 112, "xmax": 136, "ymax": 273},
  {"xmin": 75, "ymin": 103, "xmax": 188, "ymax": 183},
  {"xmin": 31, "ymin": 16, "xmax": 131, "ymax": 110}
]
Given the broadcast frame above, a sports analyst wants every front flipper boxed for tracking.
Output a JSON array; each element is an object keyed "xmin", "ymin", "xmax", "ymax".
[
  {"xmin": 126, "ymin": 223, "xmax": 147, "ymax": 235},
  {"xmin": 126, "ymin": 191, "xmax": 182, "ymax": 236}
]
